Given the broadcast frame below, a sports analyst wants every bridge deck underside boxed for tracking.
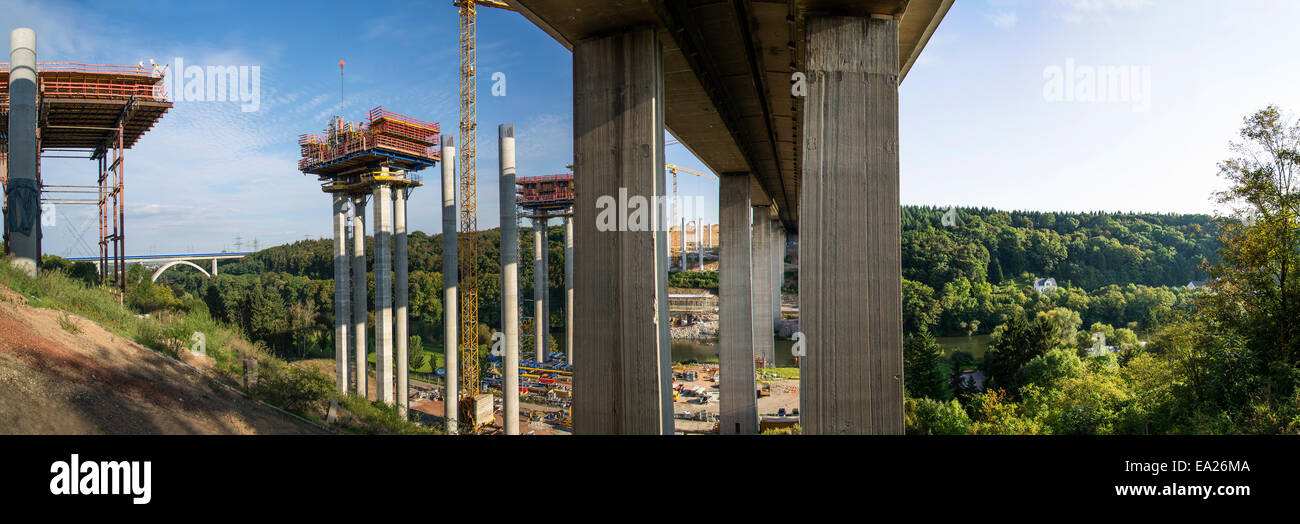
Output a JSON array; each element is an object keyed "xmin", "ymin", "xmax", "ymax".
[{"xmin": 507, "ymin": 0, "xmax": 949, "ymax": 233}]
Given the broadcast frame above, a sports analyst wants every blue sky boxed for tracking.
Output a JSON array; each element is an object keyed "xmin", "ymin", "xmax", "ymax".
[{"xmin": 8, "ymin": 0, "xmax": 1300, "ymax": 256}]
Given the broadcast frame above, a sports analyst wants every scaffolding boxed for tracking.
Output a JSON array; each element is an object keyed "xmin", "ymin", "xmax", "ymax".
[
  {"xmin": 0, "ymin": 62, "xmax": 171, "ymax": 295},
  {"xmin": 515, "ymin": 173, "xmax": 573, "ymax": 365},
  {"xmin": 299, "ymin": 105, "xmax": 440, "ymax": 177},
  {"xmin": 516, "ymin": 174, "xmax": 574, "ymax": 212}
]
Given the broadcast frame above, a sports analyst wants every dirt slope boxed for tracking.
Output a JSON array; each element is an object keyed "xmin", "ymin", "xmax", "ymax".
[{"xmin": 0, "ymin": 285, "xmax": 324, "ymax": 435}]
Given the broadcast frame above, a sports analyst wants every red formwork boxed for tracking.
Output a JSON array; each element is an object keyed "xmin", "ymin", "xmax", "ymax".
[
  {"xmin": 298, "ymin": 106, "xmax": 440, "ymax": 173},
  {"xmin": 516, "ymin": 174, "xmax": 574, "ymax": 210},
  {"xmin": 368, "ymin": 106, "xmax": 439, "ymax": 144},
  {"xmin": 0, "ymin": 62, "xmax": 169, "ymax": 103}
]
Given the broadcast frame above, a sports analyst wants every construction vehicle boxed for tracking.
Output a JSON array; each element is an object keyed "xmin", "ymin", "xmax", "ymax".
[{"xmin": 757, "ymin": 382, "xmax": 772, "ymax": 398}]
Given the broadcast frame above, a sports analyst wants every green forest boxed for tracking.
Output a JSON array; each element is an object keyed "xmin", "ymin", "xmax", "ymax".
[
  {"xmin": 150, "ymin": 204, "xmax": 1216, "ymax": 359},
  {"xmin": 122, "ymin": 106, "xmax": 1300, "ymax": 435},
  {"xmin": 905, "ymin": 106, "xmax": 1300, "ymax": 434}
]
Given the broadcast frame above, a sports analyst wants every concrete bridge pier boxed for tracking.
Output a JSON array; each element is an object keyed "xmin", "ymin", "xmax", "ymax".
[
  {"xmin": 799, "ymin": 15, "xmax": 904, "ymax": 434},
  {"xmin": 750, "ymin": 206, "xmax": 774, "ymax": 367},
  {"xmin": 680, "ymin": 217, "xmax": 687, "ymax": 270},
  {"xmin": 697, "ymin": 216, "xmax": 703, "ymax": 270},
  {"xmin": 440, "ymin": 136, "xmax": 459, "ymax": 434},
  {"xmin": 8, "ymin": 28, "xmax": 39, "ymax": 276},
  {"xmin": 719, "ymin": 173, "xmax": 756, "ymax": 435},
  {"xmin": 532, "ymin": 216, "xmax": 548, "ymax": 362},
  {"xmin": 500, "ymin": 124, "xmax": 521, "ymax": 436},
  {"xmin": 332, "ymin": 193, "xmax": 350, "ymax": 393},
  {"xmin": 351, "ymin": 195, "xmax": 368, "ymax": 398},
  {"xmin": 773, "ymin": 225, "xmax": 784, "ymax": 324},
  {"xmin": 564, "ymin": 208, "xmax": 573, "ymax": 364},
  {"xmin": 373, "ymin": 184, "xmax": 394, "ymax": 406},
  {"xmin": 394, "ymin": 186, "xmax": 409, "ymax": 416},
  {"xmin": 572, "ymin": 26, "xmax": 671, "ymax": 435}
]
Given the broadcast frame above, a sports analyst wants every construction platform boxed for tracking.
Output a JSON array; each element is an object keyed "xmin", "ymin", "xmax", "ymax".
[
  {"xmin": 299, "ymin": 106, "xmax": 440, "ymax": 191},
  {"xmin": 515, "ymin": 173, "xmax": 573, "ymax": 212},
  {"xmin": 1, "ymin": 61, "xmax": 171, "ymax": 291},
  {"xmin": 0, "ymin": 63, "xmax": 171, "ymax": 151}
]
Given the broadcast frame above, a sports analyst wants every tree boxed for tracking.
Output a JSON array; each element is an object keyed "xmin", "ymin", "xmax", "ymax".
[
  {"xmin": 988, "ymin": 257, "xmax": 1005, "ymax": 284},
  {"xmin": 409, "ymin": 334, "xmax": 429, "ymax": 372},
  {"xmin": 984, "ymin": 314, "xmax": 1055, "ymax": 395},
  {"xmin": 288, "ymin": 299, "xmax": 318, "ymax": 358},
  {"xmin": 968, "ymin": 389, "xmax": 1042, "ymax": 435},
  {"xmin": 1209, "ymin": 105, "xmax": 1300, "ymax": 369},
  {"xmin": 904, "ymin": 397, "xmax": 971, "ymax": 435},
  {"xmin": 1036, "ymin": 307, "xmax": 1081, "ymax": 350},
  {"xmin": 902, "ymin": 278, "xmax": 942, "ymax": 331},
  {"xmin": 904, "ymin": 329, "xmax": 946, "ymax": 400}
]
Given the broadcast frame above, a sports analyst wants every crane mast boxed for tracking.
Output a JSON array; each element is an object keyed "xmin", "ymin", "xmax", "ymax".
[{"xmin": 456, "ymin": 0, "xmax": 514, "ymax": 426}]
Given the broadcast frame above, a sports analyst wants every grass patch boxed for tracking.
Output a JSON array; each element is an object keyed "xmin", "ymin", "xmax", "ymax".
[
  {"xmin": 757, "ymin": 367, "xmax": 800, "ymax": 381},
  {"xmin": 337, "ymin": 394, "xmax": 439, "ymax": 435},
  {"xmin": 760, "ymin": 424, "xmax": 802, "ymax": 435},
  {"xmin": 57, "ymin": 312, "xmax": 80, "ymax": 334},
  {"xmin": 367, "ymin": 342, "xmax": 446, "ymax": 374}
]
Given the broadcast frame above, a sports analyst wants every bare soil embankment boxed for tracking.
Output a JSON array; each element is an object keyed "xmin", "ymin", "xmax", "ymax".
[{"xmin": 0, "ymin": 285, "xmax": 324, "ymax": 435}]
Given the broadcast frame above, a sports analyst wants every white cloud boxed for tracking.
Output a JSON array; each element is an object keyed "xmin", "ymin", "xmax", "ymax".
[
  {"xmin": 1051, "ymin": 0, "xmax": 1154, "ymax": 24},
  {"xmin": 987, "ymin": 10, "xmax": 1020, "ymax": 30}
]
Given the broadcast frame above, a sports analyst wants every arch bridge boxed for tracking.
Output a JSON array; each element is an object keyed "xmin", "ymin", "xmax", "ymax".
[{"xmin": 66, "ymin": 252, "xmax": 251, "ymax": 283}]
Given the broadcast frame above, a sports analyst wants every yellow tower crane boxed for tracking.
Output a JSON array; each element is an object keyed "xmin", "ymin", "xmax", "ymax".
[
  {"xmin": 665, "ymin": 164, "xmax": 716, "ymax": 267},
  {"xmin": 456, "ymin": 0, "xmax": 515, "ymax": 429},
  {"xmin": 665, "ymin": 163, "xmax": 717, "ymax": 201}
]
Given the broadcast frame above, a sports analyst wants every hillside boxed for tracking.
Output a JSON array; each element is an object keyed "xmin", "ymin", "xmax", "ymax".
[{"xmin": 0, "ymin": 284, "xmax": 324, "ymax": 435}]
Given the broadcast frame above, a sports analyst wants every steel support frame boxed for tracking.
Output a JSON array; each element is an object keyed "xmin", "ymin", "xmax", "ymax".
[{"xmin": 93, "ymin": 97, "xmax": 132, "ymax": 297}]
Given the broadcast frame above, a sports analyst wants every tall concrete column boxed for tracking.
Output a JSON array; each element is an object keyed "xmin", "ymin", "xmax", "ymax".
[
  {"xmin": 800, "ymin": 15, "xmax": 903, "ymax": 434},
  {"xmin": 750, "ymin": 207, "xmax": 774, "ymax": 367},
  {"xmin": 773, "ymin": 225, "xmax": 784, "ymax": 324},
  {"xmin": 572, "ymin": 27, "xmax": 671, "ymax": 434},
  {"xmin": 332, "ymin": 193, "xmax": 351, "ymax": 393},
  {"xmin": 680, "ymin": 217, "xmax": 687, "ymax": 270},
  {"xmin": 499, "ymin": 124, "xmax": 521, "ymax": 435},
  {"xmin": 373, "ymin": 184, "xmax": 394, "ymax": 405},
  {"xmin": 351, "ymin": 196, "xmax": 368, "ymax": 398},
  {"xmin": 533, "ymin": 217, "xmax": 548, "ymax": 362},
  {"xmin": 719, "ymin": 174, "xmax": 756, "ymax": 434},
  {"xmin": 7, "ymin": 29, "xmax": 39, "ymax": 276},
  {"xmin": 440, "ymin": 136, "xmax": 459, "ymax": 433},
  {"xmin": 564, "ymin": 210, "xmax": 573, "ymax": 364},
  {"xmin": 212, "ymin": 259, "xmax": 219, "ymax": 276},
  {"xmin": 697, "ymin": 217, "xmax": 703, "ymax": 270},
  {"xmin": 394, "ymin": 186, "xmax": 409, "ymax": 417}
]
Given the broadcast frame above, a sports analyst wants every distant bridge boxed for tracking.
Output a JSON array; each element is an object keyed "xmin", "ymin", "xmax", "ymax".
[{"xmin": 66, "ymin": 252, "xmax": 252, "ymax": 282}]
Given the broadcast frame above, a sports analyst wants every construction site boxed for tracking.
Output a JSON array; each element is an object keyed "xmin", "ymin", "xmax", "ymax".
[
  {"xmin": 2, "ymin": 0, "xmax": 954, "ymax": 436},
  {"xmin": 0, "ymin": 57, "xmax": 171, "ymax": 294}
]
